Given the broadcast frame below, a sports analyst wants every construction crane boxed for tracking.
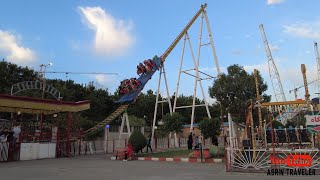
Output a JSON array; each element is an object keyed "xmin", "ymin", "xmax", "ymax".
[
  {"xmin": 315, "ymin": 42, "xmax": 320, "ymax": 96},
  {"xmin": 259, "ymin": 24, "xmax": 287, "ymax": 117},
  {"xmin": 44, "ymin": 71, "xmax": 118, "ymax": 80},
  {"xmin": 289, "ymin": 79, "xmax": 318, "ymax": 100}
]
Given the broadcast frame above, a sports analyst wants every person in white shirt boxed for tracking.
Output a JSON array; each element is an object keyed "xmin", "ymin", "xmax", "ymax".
[
  {"xmin": 12, "ymin": 124, "xmax": 21, "ymax": 142},
  {"xmin": 198, "ymin": 134, "xmax": 203, "ymax": 148}
]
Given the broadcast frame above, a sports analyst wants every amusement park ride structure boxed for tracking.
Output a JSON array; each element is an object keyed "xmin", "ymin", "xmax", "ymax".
[{"xmin": 82, "ymin": 4, "xmax": 221, "ymax": 145}]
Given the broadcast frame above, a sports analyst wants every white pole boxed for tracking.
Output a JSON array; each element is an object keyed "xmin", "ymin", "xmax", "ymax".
[
  {"xmin": 125, "ymin": 112, "xmax": 131, "ymax": 137},
  {"xmin": 173, "ymin": 34, "xmax": 187, "ymax": 112},
  {"xmin": 203, "ymin": 9, "xmax": 221, "ymax": 76},
  {"xmin": 151, "ymin": 66, "xmax": 163, "ymax": 145},
  {"xmin": 118, "ymin": 114, "xmax": 126, "ymax": 149},
  {"xmin": 228, "ymin": 113, "xmax": 234, "ymax": 163},
  {"xmin": 190, "ymin": 12, "xmax": 204, "ymax": 131},
  {"xmin": 163, "ymin": 66, "xmax": 173, "ymax": 115}
]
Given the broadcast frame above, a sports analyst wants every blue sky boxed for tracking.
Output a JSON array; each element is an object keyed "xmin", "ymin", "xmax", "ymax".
[{"xmin": 1, "ymin": 0, "xmax": 320, "ymax": 103}]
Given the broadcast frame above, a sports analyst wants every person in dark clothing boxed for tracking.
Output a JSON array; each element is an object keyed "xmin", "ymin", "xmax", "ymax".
[
  {"xmin": 187, "ymin": 132, "xmax": 193, "ymax": 149},
  {"xmin": 146, "ymin": 137, "xmax": 152, "ymax": 153},
  {"xmin": 211, "ymin": 135, "xmax": 218, "ymax": 146}
]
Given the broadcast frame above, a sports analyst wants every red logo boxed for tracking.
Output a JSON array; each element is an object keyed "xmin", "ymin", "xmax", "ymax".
[
  {"xmin": 311, "ymin": 116, "xmax": 320, "ymax": 122},
  {"xmin": 270, "ymin": 155, "xmax": 312, "ymax": 167}
]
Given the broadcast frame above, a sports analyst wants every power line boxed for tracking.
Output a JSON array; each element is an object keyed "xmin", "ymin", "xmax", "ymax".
[{"xmin": 45, "ymin": 71, "xmax": 118, "ymax": 75}]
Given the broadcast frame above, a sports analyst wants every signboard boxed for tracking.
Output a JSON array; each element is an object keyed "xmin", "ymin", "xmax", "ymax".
[{"xmin": 305, "ymin": 115, "xmax": 320, "ymax": 126}]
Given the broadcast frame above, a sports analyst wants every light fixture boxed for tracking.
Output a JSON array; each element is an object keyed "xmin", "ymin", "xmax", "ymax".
[
  {"xmin": 17, "ymin": 111, "xmax": 21, "ymax": 115},
  {"xmin": 53, "ymin": 114, "xmax": 57, "ymax": 118}
]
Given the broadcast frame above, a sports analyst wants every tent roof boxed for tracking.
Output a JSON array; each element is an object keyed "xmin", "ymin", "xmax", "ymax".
[{"xmin": 0, "ymin": 94, "xmax": 90, "ymax": 115}]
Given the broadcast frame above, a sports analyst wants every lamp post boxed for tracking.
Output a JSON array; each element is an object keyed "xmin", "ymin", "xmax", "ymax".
[
  {"xmin": 39, "ymin": 62, "xmax": 53, "ymax": 99},
  {"xmin": 105, "ymin": 124, "xmax": 110, "ymax": 153},
  {"xmin": 39, "ymin": 62, "xmax": 52, "ymax": 135}
]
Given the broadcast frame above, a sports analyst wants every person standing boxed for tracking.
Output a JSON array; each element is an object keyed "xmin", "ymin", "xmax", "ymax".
[
  {"xmin": 146, "ymin": 136, "xmax": 152, "ymax": 153},
  {"xmin": 198, "ymin": 134, "xmax": 203, "ymax": 149},
  {"xmin": 198, "ymin": 133, "xmax": 204, "ymax": 162},
  {"xmin": 192, "ymin": 134, "xmax": 196, "ymax": 149},
  {"xmin": 187, "ymin": 132, "xmax": 193, "ymax": 149},
  {"xmin": 12, "ymin": 123, "xmax": 21, "ymax": 143}
]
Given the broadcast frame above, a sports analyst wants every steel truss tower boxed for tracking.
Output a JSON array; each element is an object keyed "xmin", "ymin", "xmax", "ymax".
[
  {"xmin": 151, "ymin": 6, "xmax": 221, "ymax": 144},
  {"xmin": 259, "ymin": 24, "xmax": 287, "ymax": 116}
]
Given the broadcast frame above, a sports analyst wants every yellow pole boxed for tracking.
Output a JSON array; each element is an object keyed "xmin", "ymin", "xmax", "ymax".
[{"xmin": 254, "ymin": 69, "xmax": 263, "ymax": 141}]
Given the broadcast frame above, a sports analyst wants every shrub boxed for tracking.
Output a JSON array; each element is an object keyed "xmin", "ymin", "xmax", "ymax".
[
  {"xmin": 208, "ymin": 145, "xmax": 224, "ymax": 157},
  {"xmin": 198, "ymin": 118, "xmax": 221, "ymax": 145},
  {"xmin": 128, "ymin": 130, "xmax": 147, "ymax": 153},
  {"xmin": 162, "ymin": 112, "xmax": 183, "ymax": 133}
]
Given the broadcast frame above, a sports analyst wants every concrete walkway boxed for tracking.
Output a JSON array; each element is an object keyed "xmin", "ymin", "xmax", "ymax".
[{"xmin": 0, "ymin": 154, "xmax": 316, "ymax": 180}]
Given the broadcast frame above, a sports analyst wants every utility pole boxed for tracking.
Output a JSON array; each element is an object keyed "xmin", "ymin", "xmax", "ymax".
[
  {"xmin": 301, "ymin": 64, "xmax": 311, "ymax": 111},
  {"xmin": 38, "ymin": 62, "xmax": 52, "ymax": 132},
  {"xmin": 254, "ymin": 69, "xmax": 263, "ymax": 141}
]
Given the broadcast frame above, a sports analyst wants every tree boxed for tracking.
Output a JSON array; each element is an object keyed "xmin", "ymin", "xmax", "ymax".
[
  {"xmin": 198, "ymin": 118, "xmax": 221, "ymax": 145},
  {"xmin": 208, "ymin": 64, "xmax": 271, "ymax": 123},
  {"xmin": 128, "ymin": 130, "xmax": 147, "ymax": 153},
  {"xmin": 0, "ymin": 61, "xmax": 116, "ymax": 135},
  {"xmin": 161, "ymin": 112, "xmax": 183, "ymax": 134}
]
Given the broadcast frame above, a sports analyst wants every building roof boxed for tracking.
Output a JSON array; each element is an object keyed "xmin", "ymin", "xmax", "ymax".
[
  {"xmin": 0, "ymin": 94, "xmax": 90, "ymax": 115},
  {"xmin": 182, "ymin": 123, "xmax": 199, "ymax": 128}
]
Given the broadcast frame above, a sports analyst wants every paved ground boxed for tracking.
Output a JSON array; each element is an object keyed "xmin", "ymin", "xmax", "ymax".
[{"xmin": 0, "ymin": 154, "xmax": 317, "ymax": 180}]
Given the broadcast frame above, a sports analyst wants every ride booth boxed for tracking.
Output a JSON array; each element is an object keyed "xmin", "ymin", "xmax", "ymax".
[{"xmin": 0, "ymin": 94, "xmax": 90, "ymax": 162}]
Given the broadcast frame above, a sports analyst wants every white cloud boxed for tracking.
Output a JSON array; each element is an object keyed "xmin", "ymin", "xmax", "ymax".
[
  {"xmin": 79, "ymin": 6, "xmax": 134, "ymax": 56},
  {"xmin": 0, "ymin": 30, "xmax": 36, "ymax": 65},
  {"xmin": 199, "ymin": 66, "xmax": 227, "ymax": 76},
  {"xmin": 267, "ymin": 0, "xmax": 285, "ymax": 5},
  {"xmin": 283, "ymin": 22, "xmax": 320, "ymax": 39},
  {"xmin": 95, "ymin": 74, "xmax": 118, "ymax": 86},
  {"xmin": 243, "ymin": 62, "xmax": 269, "ymax": 75},
  {"xmin": 270, "ymin": 44, "xmax": 280, "ymax": 52}
]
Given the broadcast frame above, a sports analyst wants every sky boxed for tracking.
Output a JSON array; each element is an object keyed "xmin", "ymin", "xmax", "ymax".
[{"xmin": 1, "ymin": 0, "xmax": 320, "ymax": 104}]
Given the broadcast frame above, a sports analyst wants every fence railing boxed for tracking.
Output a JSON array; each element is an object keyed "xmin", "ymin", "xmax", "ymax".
[{"xmin": 65, "ymin": 137, "xmax": 191, "ymax": 155}]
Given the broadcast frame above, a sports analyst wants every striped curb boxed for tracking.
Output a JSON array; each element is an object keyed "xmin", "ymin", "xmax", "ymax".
[{"xmin": 135, "ymin": 157, "xmax": 223, "ymax": 163}]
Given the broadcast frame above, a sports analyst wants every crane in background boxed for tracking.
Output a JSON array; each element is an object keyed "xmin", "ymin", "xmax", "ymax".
[
  {"xmin": 289, "ymin": 79, "xmax": 318, "ymax": 100},
  {"xmin": 315, "ymin": 42, "xmax": 320, "ymax": 96},
  {"xmin": 259, "ymin": 24, "xmax": 287, "ymax": 117},
  {"xmin": 288, "ymin": 42, "xmax": 320, "ymax": 100},
  {"xmin": 44, "ymin": 71, "xmax": 118, "ymax": 85}
]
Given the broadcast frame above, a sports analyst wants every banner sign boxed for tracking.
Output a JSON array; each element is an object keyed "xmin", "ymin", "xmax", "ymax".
[{"xmin": 305, "ymin": 115, "xmax": 320, "ymax": 126}]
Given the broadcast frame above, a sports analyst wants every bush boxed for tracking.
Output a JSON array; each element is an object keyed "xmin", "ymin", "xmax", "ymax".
[
  {"xmin": 162, "ymin": 112, "xmax": 183, "ymax": 133},
  {"xmin": 128, "ymin": 130, "xmax": 147, "ymax": 153},
  {"xmin": 208, "ymin": 145, "xmax": 224, "ymax": 157},
  {"xmin": 198, "ymin": 118, "xmax": 221, "ymax": 145}
]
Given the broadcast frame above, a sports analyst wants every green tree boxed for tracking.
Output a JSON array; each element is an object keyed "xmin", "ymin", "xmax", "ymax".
[
  {"xmin": 161, "ymin": 112, "xmax": 183, "ymax": 134},
  {"xmin": 208, "ymin": 64, "xmax": 271, "ymax": 123},
  {"xmin": 198, "ymin": 118, "xmax": 221, "ymax": 144}
]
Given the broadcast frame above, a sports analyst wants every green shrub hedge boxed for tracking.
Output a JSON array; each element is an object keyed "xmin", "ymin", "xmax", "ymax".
[{"xmin": 128, "ymin": 130, "xmax": 147, "ymax": 153}]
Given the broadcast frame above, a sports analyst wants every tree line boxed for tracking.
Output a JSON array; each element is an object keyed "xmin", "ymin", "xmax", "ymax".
[{"xmin": 0, "ymin": 60, "xmax": 272, "ymax": 134}]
